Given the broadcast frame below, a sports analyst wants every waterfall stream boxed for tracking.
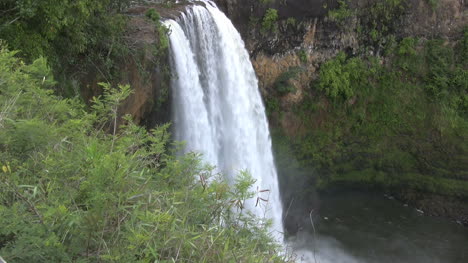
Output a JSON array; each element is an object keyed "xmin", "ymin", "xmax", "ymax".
[
  {"xmin": 165, "ymin": 1, "xmax": 284, "ymax": 241},
  {"xmin": 162, "ymin": 2, "xmax": 468, "ymax": 263}
]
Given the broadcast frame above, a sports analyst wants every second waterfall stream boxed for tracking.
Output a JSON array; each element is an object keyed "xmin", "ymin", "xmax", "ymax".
[{"xmin": 164, "ymin": 1, "xmax": 284, "ymax": 241}]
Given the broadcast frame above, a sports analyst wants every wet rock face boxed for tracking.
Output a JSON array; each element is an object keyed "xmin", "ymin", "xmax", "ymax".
[
  {"xmin": 215, "ymin": 0, "xmax": 337, "ymax": 42},
  {"xmin": 117, "ymin": 15, "xmax": 171, "ymax": 128},
  {"xmin": 215, "ymin": 0, "xmax": 340, "ymax": 54},
  {"xmin": 80, "ymin": 7, "xmax": 174, "ymax": 128},
  {"xmin": 80, "ymin": 2, "xmax": 222, "ymax": 127},
  {"xmin": 215, "ymin": 0, "xmax": 466, "ymax": 57}
]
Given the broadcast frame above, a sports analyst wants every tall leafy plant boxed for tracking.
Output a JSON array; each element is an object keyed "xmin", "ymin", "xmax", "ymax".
[{"xmin": 0, "ymin": 46, "xmax": 287, "ymax": 262}]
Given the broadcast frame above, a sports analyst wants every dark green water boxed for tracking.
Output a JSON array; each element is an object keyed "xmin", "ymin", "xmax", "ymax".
[{"xmin": 288, "ymin": 191, "xmax": 468, "ymax": 263}]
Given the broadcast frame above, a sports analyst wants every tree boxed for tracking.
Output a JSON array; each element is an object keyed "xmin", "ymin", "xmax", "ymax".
[{"xmin": 0, "ymin": 0, "xmax": 130, "ymax": 70}]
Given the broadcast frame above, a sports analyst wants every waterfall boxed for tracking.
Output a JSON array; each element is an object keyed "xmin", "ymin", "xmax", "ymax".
[{"xmin": 165, "ymin": 1, "xmax": 284, "ymax": 240}]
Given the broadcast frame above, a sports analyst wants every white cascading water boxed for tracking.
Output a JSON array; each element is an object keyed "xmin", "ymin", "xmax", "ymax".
[{"xmin": 165, "ymin": 1, "xmax": 284, "ymax": 241}]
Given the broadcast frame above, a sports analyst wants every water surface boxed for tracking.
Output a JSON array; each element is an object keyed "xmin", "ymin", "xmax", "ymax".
[{"xmin": 289, "ymin": 191, "xmax": 468, "ymax": 263}]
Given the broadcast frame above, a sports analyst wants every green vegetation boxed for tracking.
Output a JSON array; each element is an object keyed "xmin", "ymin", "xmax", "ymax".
[
  {"xmin": 327, "ymin": 0, "xmax": 353, "ymax": 25},
  {"xmin": 146, "ymin": 8, "xmax": 162, "ymax": 22},
  {"xmin": 273, "ymin": 32, "xmax": 467, "ymax": 198},
  {"xmin": 286, "ymin": 17, "xmax": 297, "ymax": 27},
  {"xmin": 317, "ymin": 52, "xmax": 370, "ymax": 100},
  {"xmin": 0, "ymin": 0, "xmax": 131, "ymax": 83},
  {"xmin": 261, "ymin": 8, "xmax": 279, "ymax": 34},
  {"xmin": 278, "ymin": 3, "xmax": 466, "ymax": 202},
  {"xmin": 266, "ymin": 97, "xmax": 281, "ymax": 116},
  {"xmin": 359, "ymin": 0, "xmax": 406, "ymax": 49},
  {"xmin": 259, "ymin": 0, "xmax": 275, "ymax": 4},
  {"xmin": 145, "ymin": 8, "xmax": 170, "ymax": 63},
  {"xmin": 145, "ymin": 8, "xmax": 171, "ymax": 108},
  {"xmin": 0, "ymin": 0, "xmax": 173, "ymax": 99},
  {"xmin": 297, "ymin": 49, "xmax": 308, "ymax": 63},
  {"xmin": 328, "ymin": 0, "xmax": 407, "ymax": 51},
  {"xmin": 426, "ymin": 0, "xmax": 439, "ymax": 10},
  {"xmin": 274, "ymin": 67, "xmax": 303, "ymax": 95},
  {"xmin": 0, "ymin": 47, "xmax": 285, "ymax": 262}
]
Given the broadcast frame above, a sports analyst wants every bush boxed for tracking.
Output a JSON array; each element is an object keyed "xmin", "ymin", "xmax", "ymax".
[
  {"xmin": 317, "ymin": 52, "xmax": 368, "ymax": 100},
  {"xmin": 0, "ymin": 47, "xmax": 286, "ymax": 263},
  {"xmin": 274, "ymin": 67, "xmax": 303, "ymax": 95},
  {"xmin": 297, "ymin": 49, "xmax": 308, "ymax": 63},
  {"xmin": 0, "ymin": 0, "xmax": 131, "ymax": 89},
  {"xmin": 328, "ymin": 0, "xmax": 353, "ymax": 24},
  {"xmin": 261, "ymin": 8, "xmax": 279, "ymax": 33},
  {"xmin": 395, "ymin": 37, "xmax": 421, "ymax": 72},
  {"xmin": 286, "ymin": 17, "xmax": 296, "ymax": 27},
  {"xmin": 357, "ymin": 0, "xmax": 406, "ymax": 50},
  {"xmin": 145, "ymin": 8, "xmax": 161, "ymax": 22}
]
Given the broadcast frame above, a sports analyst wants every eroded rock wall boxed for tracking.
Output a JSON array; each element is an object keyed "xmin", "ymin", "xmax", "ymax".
[
  {"xmin": 216, "ymin": 0, "xmax": 466, "ymax": 135},
  {"xmin": 214, "ymin": 0, "xmax": 467, "ymax": 227}
]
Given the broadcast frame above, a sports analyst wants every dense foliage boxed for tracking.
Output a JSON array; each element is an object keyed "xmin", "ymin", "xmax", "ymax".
[
  {"xmin": 0, "ymin": 0, "xmax": 138, "ymax": 96},
  {"xmin": 261, "ymin": 8, "xmax": 279, "ymax": 34},
  {"xmin": 0, "ymin": 47, "xmax": 285, "ymax": 262},
  {"xmin": 0, "ymin": 0, "xmax": 130, "ymax": 63},
  {"xmin": 272, "ymin": 31, "xmax": 467, "ymax": 199}
]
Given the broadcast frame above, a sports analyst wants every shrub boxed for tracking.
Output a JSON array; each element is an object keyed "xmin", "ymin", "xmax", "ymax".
[
  {"xmin": 145, "ymin": 8, "xmax": 161, "ymax": 22},
  {"xmin": 297, "ymin": 49, "xmax": 308, "ymax": 63},
  {"xmin": 0, "ymin": 47, "xmax": 286, "ymax": 263},
  {"xmin": 274, "ymin": 67, "xmax": 303, "ymax": 95},
  {"xmin": 317, "ymin": 52, "xmax": 368, "ymax": 100},
  {"xmin": 358, "ymin": 0, "xmax": 406, "ymax": 50},
  {"xmin": 286, "ymin": 17, "xmax": 297, "ymax": 27},
  {"xmin": 262, "ymin": 8, "xmax": 279, "ymax": 33},
  {"xmin": 328, "ymin": 0, "xmax": 353, "ymax": 24},
  {"xmin": 0, "ymin": 0, "xmax": 132, "ymax": 91}
]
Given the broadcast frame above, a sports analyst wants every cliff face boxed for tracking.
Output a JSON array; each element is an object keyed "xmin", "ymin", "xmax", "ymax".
[
  {"xmin": 215, "ymin": 0, "xmax": 335, "ymax": 39},
  {"xmin": 109, "ymin": 0, "xmax": 466, "ymax": 130},
  {"xmin": 114, "ymin": 14, "xmax": 171, "ymax": 128},
  {"xmin": 214, "ymin": 0, "xmax": 467, "ymax": 227},
  {"xmin": 79, "ymin": 3, "xmax": 198, "ymax": 128},
  {"xmin": 79, "ymin": 14, "xmax": 169, "ymax": 128},
  {"xmin": 215, "ymin": 0, "xmax": 466, "ymax": 153},
  {"xmin": 216, "ymin": 0, "xmax": 466, "ymax": 109}
]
